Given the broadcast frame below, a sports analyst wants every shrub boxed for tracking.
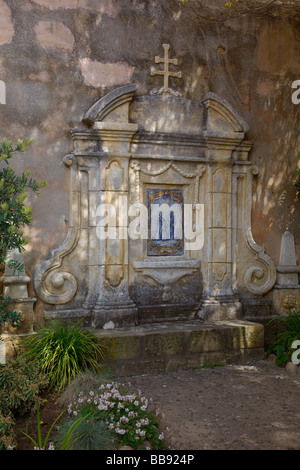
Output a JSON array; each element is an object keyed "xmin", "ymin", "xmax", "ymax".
[
  {"xmin": 267, "ymin": 308, "xmax": 300, "ymax": 365},
  {"xmin": 21, "ymin": 320, "xmax": 105, "ymax": 392},
  {"xmin": 0, "ymin": 137, "xmax": 46, "ymax": 328},
  {"xmin": 0, "ymin": 412, "xmax": 16, "ymax": 450},
  {"xmin": 67, "ymin": 381, "xmax": 167, "ymax": 450},
  {"xmin": 0, "ymin": 358, "xmax": 47, "ymax": 417}
]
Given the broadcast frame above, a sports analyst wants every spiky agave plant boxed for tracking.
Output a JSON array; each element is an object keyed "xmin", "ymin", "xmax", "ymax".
[{"xmin": 22, "ymin": 320, "xmax": 104, "ymax": 392}]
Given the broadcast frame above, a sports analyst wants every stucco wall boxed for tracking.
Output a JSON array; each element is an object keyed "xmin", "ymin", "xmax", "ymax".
[{"xmin": 0, "ymin": 0, "xmax": 299, "ymax": 300}]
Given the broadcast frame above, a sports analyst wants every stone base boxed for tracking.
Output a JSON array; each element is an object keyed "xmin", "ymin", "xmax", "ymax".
[
  {"xmin": 138, "ymin": 303, "xmax": 200, "ymax": 324},
  {"xmin": 0, "ymin": 297, "xmax": 36, "ymax": 360},
  {"xmin": 241, "ymin": 295, "xmax": 273, "ymax": 319},
  {"xmin": 43, "ymin": 304, "xmax": 139, "ymax": 329},
  {"xmin": 95, "ymin": 319, "xmax": 264, "ymax": 377},
  {"xmin": 198, "ymin": 296, "xmax": 243, "ymax": 321},
  {"xmin": 44, "ymin": 308, "xmax": 91, "ymax": 326},
  {"xmin": 272, "ymin": 287, "xmax": 300, "ymax": 315},
  {"xmin": 0, "ymin": 298, "xmax": 36, "ymax": 335},
  {"xmin": 0, "ymin": 332, "xmax": 36, "ymax": 360},
  {"xmin": 92, "ymin": 303, "xmax": 139, "ymax": 329}
]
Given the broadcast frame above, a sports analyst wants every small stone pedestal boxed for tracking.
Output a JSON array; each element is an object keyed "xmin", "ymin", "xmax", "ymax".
[
  {"xmin": 0, "ymin": 249, "xmax": 36, "ymax": 359},
  {"xmin": 272, "ymin": 231, "xmax": 300, "ymax": 315}
]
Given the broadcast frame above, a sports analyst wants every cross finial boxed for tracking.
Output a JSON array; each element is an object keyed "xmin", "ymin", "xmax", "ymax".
[{"xmin": 150, "ymin": 44, "xmax": 182, "ymax": 96}]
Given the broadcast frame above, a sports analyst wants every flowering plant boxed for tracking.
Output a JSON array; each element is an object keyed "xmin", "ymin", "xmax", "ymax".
[{"xmin": 67, "ymin": 381, "xmax": 166, "ymax": 450}]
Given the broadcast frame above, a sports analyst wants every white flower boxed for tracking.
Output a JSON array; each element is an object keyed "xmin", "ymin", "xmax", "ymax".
[
  {"xmin": 119, "ymin": 416, "xmax": 129, "ymax": 423},
  {"xmin": 48, "ymin": 442, "xmax": 55, "ymax": 450},
  {"xmin": 116, "ymin": 428, "xmax": 126, "ymax": 435},
  {"xmin": 98, "ymin": 403, "xmax": 108, "ymax": 411},
  {"xmin": 158, "ymin": 433, "xmax": 164, "ymax": 440}
]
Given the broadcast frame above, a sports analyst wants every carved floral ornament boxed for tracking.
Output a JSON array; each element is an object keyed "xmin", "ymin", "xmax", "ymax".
[{"xmin": 33, "ymin": 74, "xmax": 277, "ymax": 324}]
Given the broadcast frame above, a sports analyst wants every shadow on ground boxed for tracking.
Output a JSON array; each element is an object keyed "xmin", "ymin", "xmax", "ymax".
[{"xmin": 123, "ymin": 360, "xmax": 300, "ymax": 450}]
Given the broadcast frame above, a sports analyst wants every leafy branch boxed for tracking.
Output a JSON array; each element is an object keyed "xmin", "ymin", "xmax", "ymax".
[{"xmin": 0, "ymin": 138, "xmax": 47, "ymax": 327}]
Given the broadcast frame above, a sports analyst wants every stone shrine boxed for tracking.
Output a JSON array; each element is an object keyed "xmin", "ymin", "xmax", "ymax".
[
  {"xmin": 33, "ymin": 47, "xmax": 277, "ymax": 333},
  {"xmin": 0, "ymin": 0, "xmax": 298, "ymax": 376}
]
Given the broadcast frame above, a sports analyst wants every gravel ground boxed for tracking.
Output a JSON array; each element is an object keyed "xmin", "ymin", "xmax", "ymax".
[{"xmin": 123, "ymin": 360, "xmax": 300, "ymax": 450}]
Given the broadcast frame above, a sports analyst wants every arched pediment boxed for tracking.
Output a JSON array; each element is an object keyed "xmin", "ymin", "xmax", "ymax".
[
  {"xmin": 202, "ymin": 92, "xmax": 249, "ymax": 135},
  {"xmin": 82, "ymin": 84, "xmax": 137, "ymax": 127}
]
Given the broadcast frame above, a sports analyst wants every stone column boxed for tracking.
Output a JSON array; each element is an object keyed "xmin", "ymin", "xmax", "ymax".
[
  {"xmin": 84, "ymin": 85, "xmax": 139, "ymax": 328},
  {"xmin": 200, "ymin": 142, "xmax": 243, "ymax": 320},
  {"xmin": 199, "ymin": 93, "xmax": 247, "ymax": 320}
]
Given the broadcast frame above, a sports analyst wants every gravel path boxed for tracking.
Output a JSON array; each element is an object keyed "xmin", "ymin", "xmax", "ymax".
[{"xmin": 123, "ymin": 360, "xmax": 300, "ymax": 450}]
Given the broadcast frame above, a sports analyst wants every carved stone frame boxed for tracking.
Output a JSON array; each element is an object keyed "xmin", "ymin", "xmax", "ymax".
[{"xmin": 34, "ymin": 85, "xmax": 276, "ymax": 327}]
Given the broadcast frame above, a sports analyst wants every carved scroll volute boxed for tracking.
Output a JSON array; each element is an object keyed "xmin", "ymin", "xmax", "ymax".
[
  {"xmin": 34, "ymin": 154, "xmax": 79, "ymax": 305},
  {"xmin": 242, "ymin": 166, "xmax": 277, "ymax": 295}
]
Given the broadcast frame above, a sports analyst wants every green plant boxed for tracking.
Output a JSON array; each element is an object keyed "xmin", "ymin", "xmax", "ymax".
[
  {"xmin": 0, "ymin": 137, "xmax": 46, "ymax": 328},
  {"xmin": 67, "ymin": 381, "xmax": 167, "ymax": 450},
  {"xmin": 22, "ymin": 405, "xmax": 88, "ymax": 450},
  {"xmin": 0, "ymin": 411, "xmax": 16, "ymax": 450},
  {"xmin": 21, "ymin": 320, "xmax": 105, "ymax": 392},
  {"xmin": 54, "ymin": 413, "xmax": 116, "ymax": 450},
  {"xmin": 0, "ymin": 358, "xmax": 47, "ymax": 417},
  {"xmin": 267, "ymin": 308, "xmax": 300, "ymax": 365}
]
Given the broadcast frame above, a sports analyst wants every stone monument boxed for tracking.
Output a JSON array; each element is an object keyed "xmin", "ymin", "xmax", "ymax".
[{"xmin": 34, "ymin": 44, "xmax": 277, "ymax": 331}]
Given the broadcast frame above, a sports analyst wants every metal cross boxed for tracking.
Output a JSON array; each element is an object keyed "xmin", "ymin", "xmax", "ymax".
[{"xmin": 150, "ymin": 44, "xmax": 182, "ymax": 96}]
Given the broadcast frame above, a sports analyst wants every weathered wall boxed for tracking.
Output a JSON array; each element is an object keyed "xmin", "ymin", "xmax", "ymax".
[{"xmin": 0, "ymin": 0, "xmax": 299, "ymax": 316}]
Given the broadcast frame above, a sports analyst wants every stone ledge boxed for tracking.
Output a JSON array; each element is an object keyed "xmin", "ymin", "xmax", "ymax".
[{"xmin": 96, "ymin": 320, "xmax": 264, "ymax": 377}]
